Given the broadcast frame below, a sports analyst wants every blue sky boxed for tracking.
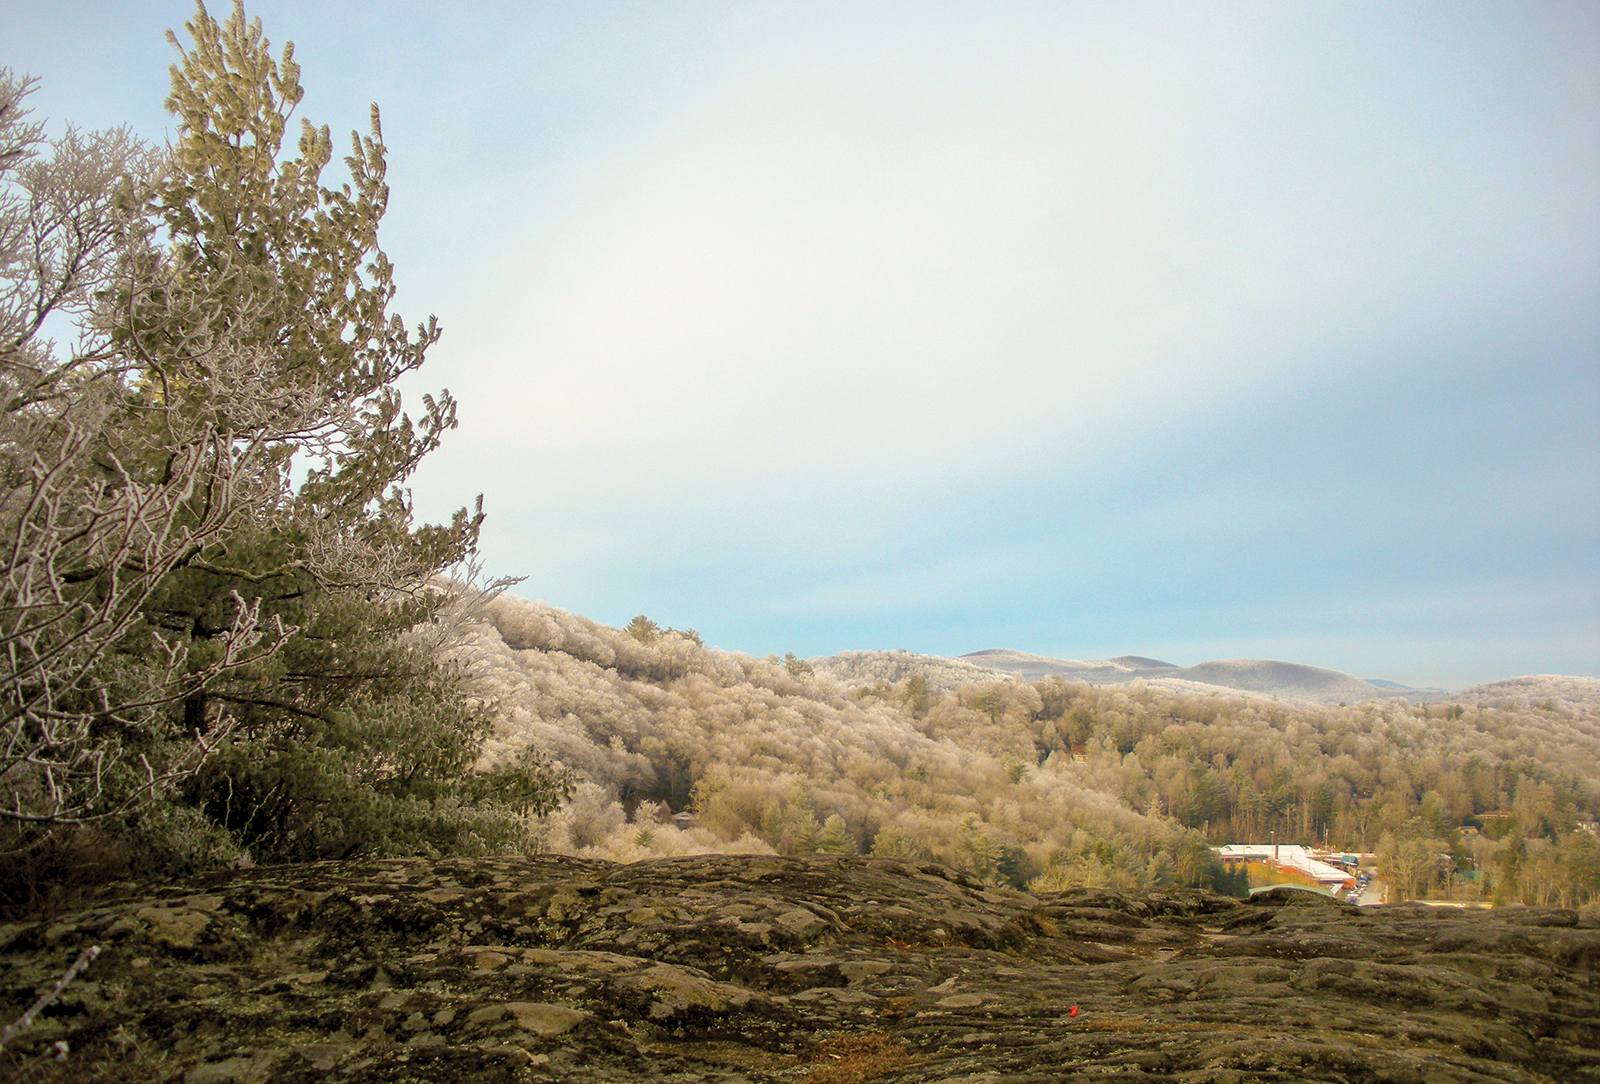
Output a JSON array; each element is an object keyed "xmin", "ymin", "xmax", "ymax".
[{"xmin": 5, "ymin": 1, "xmax": 1596, "ymax": 687}]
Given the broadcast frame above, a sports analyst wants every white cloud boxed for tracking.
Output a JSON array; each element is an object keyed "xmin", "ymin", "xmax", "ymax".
[{"xmin": 408, "ymin": 2, "xmax": 1595, "ymax": 532}]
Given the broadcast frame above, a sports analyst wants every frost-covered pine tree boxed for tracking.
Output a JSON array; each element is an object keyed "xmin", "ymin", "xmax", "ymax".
[{"xmin": 1, "ymin": 2, "xmax": 565, "ymax": 870}]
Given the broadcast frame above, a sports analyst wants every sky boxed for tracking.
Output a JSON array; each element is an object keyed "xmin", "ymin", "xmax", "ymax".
[{"xmin": 4, "ymin": 1, "xmax": 1597, "ymax": 688}]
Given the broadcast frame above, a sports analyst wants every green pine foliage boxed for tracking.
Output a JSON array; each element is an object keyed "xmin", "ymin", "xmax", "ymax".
[{"xmin": 1, "ymin": 2, "xmax": 567, "ymax": 881}]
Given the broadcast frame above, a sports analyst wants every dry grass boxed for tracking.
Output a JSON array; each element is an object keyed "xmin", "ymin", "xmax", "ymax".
[
  {"xmin": 0, "ymin": 827, "xmax": 131, "ymax": 921},
  {"xmin": 1029, "ymin": 914, "xmax": 1061, "ymax": 936},
  {"xmin": 882, "ymin": 934, "xmax": 956, "ymax": 951},
  {"xmin": 801, "ymin": 1032, "xmax": 919, "ymax": 1084}
]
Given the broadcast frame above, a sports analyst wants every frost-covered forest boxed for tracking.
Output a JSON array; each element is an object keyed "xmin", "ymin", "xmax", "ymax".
[{"xmin": 463, "ymin": 595, "xmax": 1600, "ymax": 908}]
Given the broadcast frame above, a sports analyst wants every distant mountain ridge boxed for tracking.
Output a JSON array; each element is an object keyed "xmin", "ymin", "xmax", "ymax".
[
  {"xmin": 811, "ymin": 647, "xmax": 1600, "ymax": 710},
  {"xmin": 958, "ymin": 650, "xmax": 1384, "ymax": 704}
]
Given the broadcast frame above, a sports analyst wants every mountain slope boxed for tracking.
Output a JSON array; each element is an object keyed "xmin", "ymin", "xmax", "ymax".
[
  {"xmin": 452, "ymin": 598, "xmax": 1600, "ymax": 911},
  {"xmin": 1167, "ymin": 659, "xmax": 1384, "ymax": 704},
  {"xmin": 956, "ymin": 650, "xmax": 1386, "ymax": 703},
  {"xmin": 1462, "ymin": 674, "xmax": 1600, "ymax": 711},
  {"xmin": 957, "ymin": 649, "xmax": 1177, "ymax": 684},
  {"xmin": 463, "ymin": 597, "xmax": 1208, "ymax": 882}
]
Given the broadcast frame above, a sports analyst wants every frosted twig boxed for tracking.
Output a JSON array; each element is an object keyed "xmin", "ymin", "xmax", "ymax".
[{"xmin": 0, "ymin": 944, "xmax": 99, "ymax": 1051}]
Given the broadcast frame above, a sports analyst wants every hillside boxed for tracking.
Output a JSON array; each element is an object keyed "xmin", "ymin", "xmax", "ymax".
[
  {"xmin": 1166, "ymin": 659, "xmax": 1385, "ymax": 704},
  {"xmin": 1462, "ymin": 675, "xmax": 1600, "ymax": 712},
  {"xmin": 952, "ymin": 650, "xmax": 1388, "ymax": 704},
  {"xmin": 446, "ymin": 596, "xmax": 1600, "ymax": 910},
  {"xmin": 460, "ymin": 597, "xmax": 1212, "ymax": 890},
  {"xmin": 955, "ymin": 649, "xmax": 1170, "ymax": 684},
  {"xmin": 4, "ymin": 854, "xmax": 1597, "ymax": 1083},
  {"xmin": 804, "ymin": 648, "xmax": 1014, "ymax": 692}
]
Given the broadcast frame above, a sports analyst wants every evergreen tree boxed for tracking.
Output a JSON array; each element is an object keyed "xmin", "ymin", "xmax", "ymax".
[{"xmin": 1, "ymin": 2, "xmax": 567, "ymax": 869}]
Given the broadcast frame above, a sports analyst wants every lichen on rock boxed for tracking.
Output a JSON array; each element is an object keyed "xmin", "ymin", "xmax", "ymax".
[{"xmin": 1, "ymin": 855, "xmax": 1597, "ymax": 1082}]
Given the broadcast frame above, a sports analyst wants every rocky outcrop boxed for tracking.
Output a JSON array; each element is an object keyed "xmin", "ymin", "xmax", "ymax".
[{"xmin": 2, "ymin": 854, "xmax": 1597, "ymax": 1082}]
